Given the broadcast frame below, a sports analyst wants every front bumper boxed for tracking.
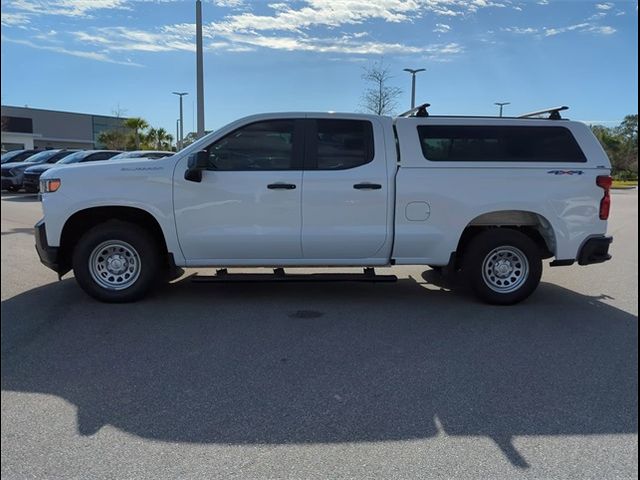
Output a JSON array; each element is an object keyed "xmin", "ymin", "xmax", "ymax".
[
  {"xmin": 35, "ymin": 219, "xmax": 63, "ymax": 274},
  {"xmin": 577, "ymin": 236, "xmax": 613, "ymax": 265},
  {"xmin": 1, "ymin": 176, "xmax": 21, "ymax": 189}
]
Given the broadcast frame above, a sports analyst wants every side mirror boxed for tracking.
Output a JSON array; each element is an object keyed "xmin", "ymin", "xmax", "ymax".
[{"xmin": 184, "ymin": 150, "xmax": 208, "ymax": 182}]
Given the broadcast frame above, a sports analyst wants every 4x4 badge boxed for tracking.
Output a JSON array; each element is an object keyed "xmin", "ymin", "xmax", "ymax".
[{"xmin": 547, "ymin": 170, "xmax": 584, "ymax": 175}]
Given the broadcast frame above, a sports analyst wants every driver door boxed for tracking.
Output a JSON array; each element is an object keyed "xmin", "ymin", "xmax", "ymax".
[{"xmin": 173, "ymin": 118, "xmax": 304, "ymax": 264}]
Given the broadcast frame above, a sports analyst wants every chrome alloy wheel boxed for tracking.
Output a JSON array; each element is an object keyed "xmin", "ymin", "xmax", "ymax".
[
  {"xmin": 481, "ymin": 246, "xmax": 529, "ymax": 293},
  {"xmin": 89, "ymin": 240, "xmax": 141, "ymax": 290}
]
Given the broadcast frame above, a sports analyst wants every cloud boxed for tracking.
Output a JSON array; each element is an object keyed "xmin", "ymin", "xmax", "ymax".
[
  {"xmin": 595, "ymin": 2, "xmax": 614, "ymax": 10},
  {"xmin": 5, "ymin": 0, "xmax": 130, "ymax": 17},
  {"xmin": 590, "ymin": 25, "xmax": 616, "ymax": 34},
  {"xmin": 2, "ymin": 0, "xmax": 485, "ymax": 64},
  {"xmin": 73, "ymin": 27, "xmax": 196, "ymax": 52},
  {"xmin": 501, "ymin": 26, "xmax": 538, "ymax": 34},
  {"xmin": 1, "ymin": 35, "xmax": 142, "ymax": 65},
  {"xmin": 206, "ymin": 0, "xmax": 511, "ymax": 34},
  {"xmin": 214, "ymin": 0, "xmax": 244, "ymax": 6},
  {"xmin": 1, "ymin": 11, "xmax": 31, "ymax": 26},
  {"xmin": 544, "ymin": 22, "xmax": 616, "ymax": 36},
  {"xmin": 501, "ymin": 19, "xmax": 617, "ymax": 37},
  {"xmin": 74, "ymin": 23, "xmax": 463, "ymax": 59},
  {"xmin": 433, "ymin": 23, "xmax": 451, "ymax": 33}
]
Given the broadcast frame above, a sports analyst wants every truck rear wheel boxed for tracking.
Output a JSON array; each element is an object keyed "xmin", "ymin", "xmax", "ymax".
[
  {"xmin": 72, "ymin": 220, "xmax": 161, "ymax": 302},
  {"xmin": 463, "ymin": 229, "xmax": 542, "ymax": 305}
]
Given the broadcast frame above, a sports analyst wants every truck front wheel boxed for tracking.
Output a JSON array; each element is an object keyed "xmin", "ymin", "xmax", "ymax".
[
  {"xmin": 72, "ymin": 220, "xmax": 161, "ymax": 302},
  {"xmin": 463, "ymin": 229, "xmax": 542, "ymax": 305}
]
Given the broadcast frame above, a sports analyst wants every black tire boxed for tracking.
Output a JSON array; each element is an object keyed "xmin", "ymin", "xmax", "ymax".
[
  {"xmin": 72, "ymin": 220, "xmax": 161, "ymax": 303},
  {"xmin": 462, "ymin": 229, "xmax": 542, "ymax": 305},
  {"xmin": 6, "ymin": 186, "xmax": 20, "ymax": 192}
]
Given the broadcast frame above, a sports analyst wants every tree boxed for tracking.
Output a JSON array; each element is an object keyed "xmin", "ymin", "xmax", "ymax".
[
  {"xmin": 617, "ymin": 114, "xmax": 638, "ymax": 175},
  {"xmin": 361, "ymin": 59, "xmax": 402, "ymax": 116},
  {"xmin": 124, "ymin": 117, "xmax": 149, "ymax": 149},
  {"xmin": 618, "ymin": 114, "xmax": 638, "ymax": 140},
  {"xmin": 145, "ymin": 127, "xmax": 174, "ymax": 150},
  {"xmin": 97, "ymin": 129, "xmax": 128, "ymax": 150},
  {"xmin": 181, "ymin": 130, "xmax": 213, "ymax": 148},
  {"xmin": 591, "ymin": 115, "xmax": 638, "ymax": 179}
]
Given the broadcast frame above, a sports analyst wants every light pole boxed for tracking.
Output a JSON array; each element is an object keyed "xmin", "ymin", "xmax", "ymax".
[
  {"xmin": 403, "ymin": 68, "xmax": 426, "ymax": 109},
  {"xmin": 195, "ymin": 0, "xmax": 205, "ymax": 139},
  {"xmin": 494, "ymin": 102, "xmax": 510, "ymax": 117},
  {"xmin": 175, "ymin": 119, "xmax": 180, "ymax": 151},
  {"xmin": 172, "ymin": 92, "xmax": 188, "ymax": 149}
]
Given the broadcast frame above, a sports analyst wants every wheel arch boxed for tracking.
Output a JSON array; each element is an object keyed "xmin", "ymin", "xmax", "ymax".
[
  {"xmin": 454, "ymin": 210, "xmax": 557, "ymax": 267},
  {"xmin": 58, "ymin": 206, "xmax": 171, "ymax": 274}
]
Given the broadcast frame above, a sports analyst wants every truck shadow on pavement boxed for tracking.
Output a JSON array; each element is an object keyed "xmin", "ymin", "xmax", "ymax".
[{"xmin": 1, "ymin": 275, "xmax": 637, "ymax": 469}]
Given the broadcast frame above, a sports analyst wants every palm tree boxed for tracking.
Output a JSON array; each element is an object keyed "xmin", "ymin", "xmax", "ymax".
[
  {"xmin": 124, "ymin": 117, "xmax": 149, "ymax": 149},
  {"xmin": 144, "ymin": 127, "xmax": 159, "ymax": 150},
  {"xmin": 155, "ymin": 128, "xmax": 173, "ymax": 150},
  {"xmin": 144, "ymin": 127, "xmax": 173, "ymax": 150}
]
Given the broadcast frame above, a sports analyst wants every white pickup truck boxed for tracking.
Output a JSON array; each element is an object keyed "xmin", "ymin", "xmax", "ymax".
[{"xmin": 35, "ymin": 106, "xmax": 613, "ymax": 304}]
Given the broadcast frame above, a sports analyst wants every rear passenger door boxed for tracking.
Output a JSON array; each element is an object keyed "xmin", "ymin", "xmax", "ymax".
[{"xmin": 301, "ymin": 117, "xmax": 391, "ymax": 260}]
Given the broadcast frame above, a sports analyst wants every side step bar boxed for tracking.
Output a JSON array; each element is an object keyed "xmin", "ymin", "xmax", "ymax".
[{"xmin": 191, "ymin": 268, "xmax": 397, "ymax": 283}]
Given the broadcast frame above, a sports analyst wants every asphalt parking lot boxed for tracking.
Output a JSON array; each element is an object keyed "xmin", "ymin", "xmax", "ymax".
[{"xmin": 1, "ymin": 190, "xmax": 638, "ymax": 480}]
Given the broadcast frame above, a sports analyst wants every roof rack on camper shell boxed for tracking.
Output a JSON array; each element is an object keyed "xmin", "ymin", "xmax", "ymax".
[
  {"xmin": 399, "ymin": 103, "xmax": 431, "ymax": 118},
  {"xmin": 517, "ymin": 106, "xmax": 569, "ymax": 120},
  {"xmin": 398, "ymin": 104, "xmax": 570, "ymax": 120}
]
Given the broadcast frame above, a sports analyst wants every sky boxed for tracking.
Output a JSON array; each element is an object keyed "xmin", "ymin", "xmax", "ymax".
[{"xmin": 1, "ymin": 0, "xmax": 638, "ymax": 135}]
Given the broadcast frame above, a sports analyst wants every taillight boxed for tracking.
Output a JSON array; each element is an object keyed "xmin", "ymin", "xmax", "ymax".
[{"xmin": 596, "ymin": 175, "xmax": 612, "ymax": 220}]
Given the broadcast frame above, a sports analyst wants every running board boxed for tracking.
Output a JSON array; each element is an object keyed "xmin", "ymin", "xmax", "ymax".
[{"xmin": 191, "ymin": 268, "xmax": 397, "ymax": 283}]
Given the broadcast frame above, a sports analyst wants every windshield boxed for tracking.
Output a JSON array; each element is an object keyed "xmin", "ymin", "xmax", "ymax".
[
  {"xmin": 109, "ymin": 151, "xmax": 140, "ymax": 160},
  {"xmin": 1, "ymin": 150, "xmax": 27, "ymax": 163},
  {"xmin": 25, "ymin": 150, "xmax": 61, "ymax": 163},
  {"xmin": 56, "ymin": 151, "xmax": 87, "ymax": 164}
]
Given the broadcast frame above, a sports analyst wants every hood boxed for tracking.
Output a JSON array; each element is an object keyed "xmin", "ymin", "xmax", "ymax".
[
  {"xmin": 25, "ymin": 164, "xmax": 55, "ymax": 174},
  {"xmin": 2, "ymin": 162, "xmax": 32, "ymax": 171},
  {"xmin": 40, "ymin": 155, "xmax": 177, "ymax": 183}
]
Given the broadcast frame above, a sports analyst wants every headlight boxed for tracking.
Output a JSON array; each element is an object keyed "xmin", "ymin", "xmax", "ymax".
[
  {"xmin": 40, "ymin": 178, "xmax": 61, "ymax": 193},
  {"xmin": 9, "ymin": 168, "xmax": 20, "ymax": 176}
]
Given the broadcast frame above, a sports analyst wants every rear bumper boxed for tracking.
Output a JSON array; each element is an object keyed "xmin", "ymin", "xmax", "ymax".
[
  {"xmin": 578, "ymin": 236, "xmax": 613, "ymax": 265},
  {"xmin": 550, "ymin": 236, "xmax": 613, "ymax": 267},
  {"xmin": 35, "ymin": 219, "xmax": 62, "ymax": 274}
]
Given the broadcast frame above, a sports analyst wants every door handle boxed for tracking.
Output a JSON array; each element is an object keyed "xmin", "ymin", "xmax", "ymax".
[
  {"xmin": 353, "ymin": 183, "xmax": 382, "ymax": 190},
  {"xmin": 267, "ymin": 183, "xmax": 296, "ymax": 190}
]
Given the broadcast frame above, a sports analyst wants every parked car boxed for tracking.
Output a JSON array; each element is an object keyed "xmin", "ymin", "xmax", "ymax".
[
  {"xmin": 23, "ymin": 150, "xmax": 122, "ymax": 193},
  {"xmin": 35, "ymin": 106, "xmax": 613, "ymax": 304},
  {"xmin": 1, "ymin": 149, "xmax": 76, "ymax": 192},
  {"xmin": 109, "ymin": 150, "xmax": 174, "ymax": 160},
  {"xmin": 1, "ymin": 149, "xmax": 42, "ymax": 165}
]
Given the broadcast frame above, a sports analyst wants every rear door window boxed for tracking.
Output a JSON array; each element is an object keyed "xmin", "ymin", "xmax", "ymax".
[{"xmin": 307, "ymin": 119, "xmax": 375, "ymax": 170}]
